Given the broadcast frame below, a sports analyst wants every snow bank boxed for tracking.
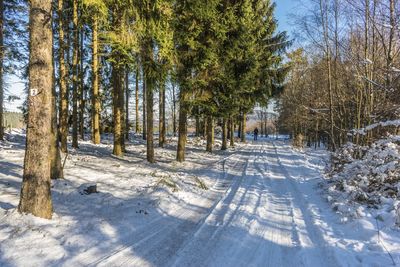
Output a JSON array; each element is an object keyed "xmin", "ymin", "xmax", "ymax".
[{"xmin": 326, "ymin": 136, "xmax": 400, "ymax": 228}]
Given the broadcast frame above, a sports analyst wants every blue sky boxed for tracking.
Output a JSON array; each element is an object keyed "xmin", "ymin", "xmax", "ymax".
[{"xmin": 274, "ymin": 0, "xmax": 298, "ymax": 33}]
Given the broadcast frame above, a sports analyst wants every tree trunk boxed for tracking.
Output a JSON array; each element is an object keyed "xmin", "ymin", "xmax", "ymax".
[
  {"xmin": 19, "ymin": 0, "xmax": 53, "ymax": 219},
  {"xmin": 50, "ymin": 82, "xmax": 63, "ymax": 180},
  {"xmin": 112, "ymin": 62, "xmax": 124, "ymax": 156},
  {"xmin": 159, "ymin": 81, "xmax": 165, "ymax": 147},
  {"xmin": 176, "ymin": 91, "xmax": 188, "ymax": 162},
  {"xmin": 195, "ymin": 115, "xmax": 200, "ymax": 137},
  {"xmin": 91, "ymin": 17, "xmax": 100, "ymax": 144},
  {"xmin": 172, "ymin": 82, "xmax": 177, "ymax": 137},
  {"xmin": 135, "ymin": 66, "xmax": 139, "ymax": 133},
  {"xmin": 142, "ymin": 69, "xmax": 146, "ymax": 140},
  {"xmin": 58, "ymin": 0, "xmax": 68, "ymax": 151},
  {"xmin": 206, "ymin": 115, "xmax": 213, "ymax": 152},
  {"xmin": 221, "ymin": 118, "xmax": 227, "ymax": 150},
  {"xmin": 227, "ymin": 118, "xmax": 231, "ymax": 141},
  {"xmin": 71, "ymin": 0, "xmax": 78, "ymax": 148},
  {"xmin": 241, "ymin": 113, "xmax": 246, "ymax": 143},
  {"xmin": 146, "ymin": 74, "xmax": 154, "ymax": 163},
  {"xmin": 238, "ymin": 118, "xmax": 241, "ymax": 139},
  {"xmin": 79, "ymin": 26, "xmax": 84, "ymax": 140},
  {"xmin": 125, "ymin": 68, "xmax": 129, "ymax": 140},
  {"xmin": 319, "ymin": 0, "xmax": 335, "ymax": 150},
  {"xmin": 230, "ymin": 118, "xmax": 234, "ymax": 147},
  {"xmin": 50, "ymin": 15, "xmax": 62, "ymax": 180}
]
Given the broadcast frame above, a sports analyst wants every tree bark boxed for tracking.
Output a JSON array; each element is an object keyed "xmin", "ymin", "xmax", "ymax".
[
  {"xmin": 241, "ymin": 112, "xmax": 246, "ymax": 143},
  {"xmin": 71, "ymin": 0, "xmax": 78, "ymax": 148},
  {"xmin": 159, "ymin": 81, "xmax": 165, "ymax": 147},
  {"xmin": 172, "ymin": 82, "xmax": 177, "ymax": 137},
  {"xmin": 125, "ymin": 68, "xmax": 129, "ymax": 140},
  {"xmin": 91, "ymin": 17, "xmax": 100, "ymax": 144},
  {"xmin": 142, "ymin": 69, "xmax": 146, "ymax": 140},
  {"xmin": 206, "ymin": 115, "xmax": 213, "ymax": 152},
  {"xmin": 135, "ymin": 66, "xmax": 140, "ymax": 133},
  {"xmin": 176, "ymin": 91, "xmax": 188, "ymax": 162},
  {"xmin": 146, "ymin": 74, "xmax": 154, "ymax": 163},
  {"xmin": 79, "ymin": 25, "xmax": 84, "ymax": 140},
  {"xmin": 230, "ymin": 118, "xmax": 234, "ymax": 147},
  {"xmin": 112, "ymin": 62, "xmax": 124, "ymax": 156},
  {"xmin": 221, "ymin": 118, "xmax": 227, "ymax": 150},
  {"xmin": 19, "ymin": 0, "xmax": 53, "ymax": 219},
  {"xmin": 319, "ymin": 0, "xmax": 336, "ymax": 150},
  {"xmin": 58, "ymin": 0, "xmax": 68, "ymax": 152},
  {"xmin": 50, "ymin": 13, "xmax": 62, "ymax": 180}
]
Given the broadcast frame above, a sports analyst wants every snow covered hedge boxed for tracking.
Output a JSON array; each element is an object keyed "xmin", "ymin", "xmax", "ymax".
[{"xmin": 326, "ymin": 136, "xmax": 400, "ymax": 226}]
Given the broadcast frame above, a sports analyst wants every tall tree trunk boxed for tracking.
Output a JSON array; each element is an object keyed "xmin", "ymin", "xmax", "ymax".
[
  {"xmin": 142, "ymin": 69, "xmax": 146, "ymax": 140},
  {"xmin": 135, "ymin": 66, "xmax": 140, "ymax": 133},
  {"xmin": 221, "ymin": 118, "xmax": 227, "ymax": 150},
  {"xmin": 58, "ymin": 0, "xmax": 68, "ymax": 152},
  {"xmin": 79, "ymin": 26, "xmax": 84, "ymax": 140},
  {"xmin": 320, "ymin": 0, "xmax": 335, "ymax": 150},
  {"xmin": 172, "ymin": 82, "xmax": 176, "ymax": 137},
  {"xmin": 176, "ymin": 91, "xmax": 188, "ymax": 162},
  {"xmin": 112, "ymin": 62, "xmax": 124, "ymax": 156},
  {"xmin": 146, "ymin": 88, "xmax": 154, "ymax": 162},
  {"xmin": 91, "ymin": 17, "xmax": 100, "ymax": 144},
  {"xmin": 121, "ymin": 67, "xmax": 125, "ymax": 152},
  {"xmin": 71, "ymin": 0, "xmax": 78, "ymax": 148},
  {"xmin": 386, "ymin": 0, "xmax": 395, "ymax": 89},
  {"xmin": 238, "ymin": 118, "xmax": 241, "ymax": 139},
  {"xmin": 230, "ymin": 118, "xmax": 234, "ymax": 147},
  {"xmin": 159, "ymin": 81, "xmax": 165, "ymax": 147},
  {"xmin": 19, "ymin": 0, "xmax": 53, "ymax": 219},
  {"xmin": 206, "ymin": 115, "xmax": 213, "ymax": 152},
  {"xmin": 241, "ymin": 113, "xmax": 246, "ymax": 143},
  {"xmin": 145, "ymin": 73, "xmax": 154, "ymax": 163},
  {"xmin": 195, "ymin": 115, "xmax": 200, "ymax": 137},
  {"xmin": 227, "ymin": 118, "xmax": 231, "ymax": 141},
  {"xmin": 0, "ymin": 0, "xmax": 3, "ymax": 141},
  {"xmin": 50, "ymin": 15, "xmax": 62, "ymax": 180},
  {"xmin": 125, "ymin": 68, "xmax": 130, "ymax": 140}
]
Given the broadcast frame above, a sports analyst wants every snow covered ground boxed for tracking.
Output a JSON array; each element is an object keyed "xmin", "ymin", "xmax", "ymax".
[{"xmin": 0, "ymin": 132, "xmax": 399, "ymax": 267}]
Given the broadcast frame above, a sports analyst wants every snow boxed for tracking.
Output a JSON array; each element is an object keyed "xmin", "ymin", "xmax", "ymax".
[
  {"xmin": 350, "ymin": 119, "xmax": 400, "ymax": 136},
  {"xmin": 1, "ymin": 133, "xmax": 399, "ymax": 266}
]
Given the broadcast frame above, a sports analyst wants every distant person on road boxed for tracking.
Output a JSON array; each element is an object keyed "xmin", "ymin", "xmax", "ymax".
[{"xmin": 253, "ymin": 127, "xmax": 259, "ymax": 141}]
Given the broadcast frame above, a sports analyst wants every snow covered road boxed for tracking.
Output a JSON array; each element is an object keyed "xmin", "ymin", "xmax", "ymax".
[
  {"xmin": 168, "ymin": 142, "xmax": 338, "ymax": 267},
  {"xmin": 1, "ymin": 136, "xmax": 399, "ymax": 266}
]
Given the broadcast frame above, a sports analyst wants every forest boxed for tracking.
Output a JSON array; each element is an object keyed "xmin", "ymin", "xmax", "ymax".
[{"xmin": 0, "ymin": 0, "xmax": 287, "ymax": 219}]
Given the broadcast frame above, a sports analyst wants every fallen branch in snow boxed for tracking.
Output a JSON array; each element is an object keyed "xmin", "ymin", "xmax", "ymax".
[{"xmin": 375, "ymin": 218, "xmax": 397, "ymax": 266}]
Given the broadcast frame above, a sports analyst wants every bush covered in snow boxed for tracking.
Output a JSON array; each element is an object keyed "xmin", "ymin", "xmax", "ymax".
[{"xmin": 326, "ymin": 135, "xmax": 400, "ymax": 226}]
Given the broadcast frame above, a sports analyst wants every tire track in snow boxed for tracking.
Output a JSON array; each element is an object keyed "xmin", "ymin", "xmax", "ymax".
[{"xmin": 270, "ymin": 141, "xmax": 340, "ymax": 267}]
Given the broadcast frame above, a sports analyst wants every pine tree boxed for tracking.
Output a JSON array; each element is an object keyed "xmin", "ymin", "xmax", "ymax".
[
  {"xmin": 82, "ymin": 0, "xmax": 107, "ymax": 145},
  {"xmin": 19, "ymin": 0, "xmax": 53, "ymax": 219},
  {"xmin": 72, "ymin": 0, "xmax": 79, "ymax": 148},
  {"xmin": 137, "ymin": 0, "xmax": 173, "ymax": 163},
  {"xmin": 91, "ymin": 15, "xmax": 100, "ymax": 144},
  {"xmin": 174, "ymin": 0, "xmax": 225, "ymax": 160},
  {"xmin": 58, "ymin": 0, "xmax": 68, "ymax": 152}
]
